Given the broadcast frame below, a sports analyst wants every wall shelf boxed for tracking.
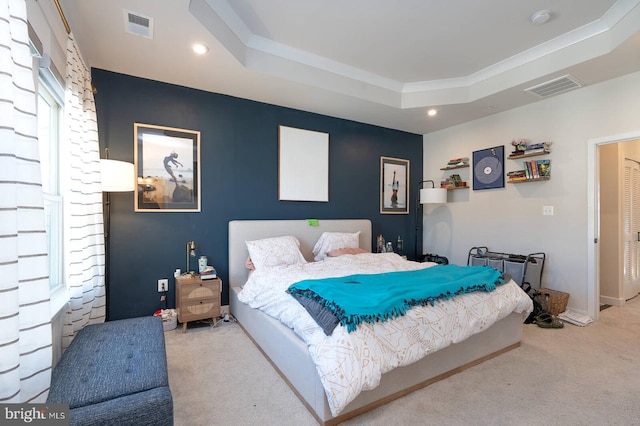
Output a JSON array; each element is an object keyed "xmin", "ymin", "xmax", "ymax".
[
  {"xmin": 508, "ymin": 150, "xmax": 550, "ymax": 160},
  {"xmin": 508, "ymin": 147, "xmax": 551, "ymax": 181},
  {"xmin": 508, "ymin": 177, "xmax": 551, "ymax": 183},
  {"xmin": 440, "ymin": 164, "xmax": 469, "ymax": 170}
]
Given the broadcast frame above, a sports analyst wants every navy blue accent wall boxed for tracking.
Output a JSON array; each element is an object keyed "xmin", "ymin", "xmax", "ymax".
[{"xmin": 92, "ymin": 69, "xmax": 423, "ymax": 320}]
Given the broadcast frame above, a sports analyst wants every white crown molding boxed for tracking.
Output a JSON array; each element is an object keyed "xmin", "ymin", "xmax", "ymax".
[
  {"xmin": 191, "ymin": 0, "xmax": 640, "ymax": 109},
  {"xmin": 245, "ymin": 35, "xmax": 403, "ymax": 92},
  {"xmin": 403, "ymin": 0, "xmax": 639, "ymax": 94}
]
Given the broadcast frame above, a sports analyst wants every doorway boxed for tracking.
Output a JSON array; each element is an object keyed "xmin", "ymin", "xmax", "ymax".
[
  {"xmin": 622, "ymin": 158, "xmax": 640, "ymax": 300},
  {"xmin": 588, "ymin": 131, "xmax": 640, "ymax": 321}
]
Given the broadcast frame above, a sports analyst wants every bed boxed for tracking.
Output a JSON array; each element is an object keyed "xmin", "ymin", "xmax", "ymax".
[{"xmin": 229, "ymin": 219, "xmax": 532, "ymax": 425}]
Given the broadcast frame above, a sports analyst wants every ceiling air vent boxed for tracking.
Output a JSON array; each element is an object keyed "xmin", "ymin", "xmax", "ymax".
[
  {"xmin": 123, "ymin": 10, "xmax": 153, "ymax": 39},
  {"xmin": 525, "ymin": 75, "xmax": 584, "ymax": 99}
]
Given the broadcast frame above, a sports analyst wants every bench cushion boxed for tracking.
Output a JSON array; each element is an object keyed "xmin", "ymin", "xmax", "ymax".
[{"xmin": 48, "ymin": 316, "xmax": 170, "ymax": 410}]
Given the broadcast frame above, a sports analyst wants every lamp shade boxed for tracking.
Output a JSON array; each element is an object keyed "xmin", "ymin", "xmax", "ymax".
[
  {"xmin": 420, "ymin": 187, "xmax": 447, "ymax": 204},
  {"xmin": 100, "ymin": 159, "xmax": 135, "ymax": 192}
]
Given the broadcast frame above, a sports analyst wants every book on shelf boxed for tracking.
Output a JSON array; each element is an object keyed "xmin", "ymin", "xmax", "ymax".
[
  {"xmin": 510, "ymin": 148, "xmax": 549, "ymax": 157},
  {"xmin": 510, "ymin": 142, "xmax": 552, "ymax": 157},
  {"xmin": 440, "ymin": 178, "xmax": 463, "ymax": 188},
  {"xmin": 537, "ymin": 159, "xmax": 551, "ymax": 177},
  {"xmin": 528, "ymin": 142, "xmax": 552, "ymax": 150},
  {"xmin": 446, "ymin": 157, "xmax": 469, "ymax": 166},
  {"xmin": 507, "ymin": 170, "xmax": 527, "ymax": 182},
  {"xmin": 520, "ymin": 159, "xmax": 551, "ymax": 180},
  {"xmin": 507, "ymin": 170, "xmax": 526, "ymax": 177}
]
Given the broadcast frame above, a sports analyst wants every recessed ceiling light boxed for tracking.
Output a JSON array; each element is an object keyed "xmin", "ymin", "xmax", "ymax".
[
  {"xmin": 427, "ymin": 109, "xmax": 437, "ymax": 117},
  {"xmin": 192, "ymin": 43, "xmax": 209, "ymax": 55},
  {"xmin": 531, "ymin": 10, "xmax": 551, "ymax": 25}
]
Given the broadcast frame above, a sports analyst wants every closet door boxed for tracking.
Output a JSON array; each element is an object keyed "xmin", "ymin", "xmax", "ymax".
[{"xmin": 623, "ymin": 159, "xmax": 640, "ymax": 300}]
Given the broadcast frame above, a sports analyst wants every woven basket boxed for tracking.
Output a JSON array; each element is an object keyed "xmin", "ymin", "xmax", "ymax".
[{"xmin": 538, "ymin": 288, "xmax": 569, "ymax": 315}]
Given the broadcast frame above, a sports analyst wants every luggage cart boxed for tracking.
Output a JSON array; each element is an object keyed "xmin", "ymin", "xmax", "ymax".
[{"xmin": 467, "ymin": 246, "xmax": 545, "ymax": 293}]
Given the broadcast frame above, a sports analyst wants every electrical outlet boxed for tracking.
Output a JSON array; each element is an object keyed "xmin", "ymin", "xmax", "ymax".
[
  {"xmin": 543, "ymin": 205, "xmax": 554, "ymax": 216},
  {"xmin": 157, "ymin": 279, "xmax": 168, "ymax": 292}
]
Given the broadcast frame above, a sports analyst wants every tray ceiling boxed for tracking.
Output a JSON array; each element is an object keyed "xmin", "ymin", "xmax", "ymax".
[{"xmin": 58, "ymin": 0, "xmax": 640, "ymax": 134}]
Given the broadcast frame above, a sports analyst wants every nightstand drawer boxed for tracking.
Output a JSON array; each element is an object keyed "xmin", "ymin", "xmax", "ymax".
[
  {"xmin": 180, "ymin": 280, "xmax": 219, "ymax": 294},
  {"xmin": 179, "ymin": 296, "xmax": 220, "ymax": 322}
]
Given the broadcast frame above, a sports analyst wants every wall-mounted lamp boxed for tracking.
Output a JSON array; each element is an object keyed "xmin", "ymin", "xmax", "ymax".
[
  {"xmin": 186, "ymin": 241, "xmax": 196, "ymax": 273},
  {"xmin": 415, "ymin": 180, "xmax": 447, "ymax": 260}
]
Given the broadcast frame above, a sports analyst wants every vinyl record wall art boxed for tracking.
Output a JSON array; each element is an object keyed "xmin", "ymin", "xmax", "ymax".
[{"xmin": 472, "ymin": 146, "xmax": 504, "ymax": 190}]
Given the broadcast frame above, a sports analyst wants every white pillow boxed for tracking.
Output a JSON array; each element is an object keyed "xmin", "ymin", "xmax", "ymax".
[
  {"xmin": 245, "ymin": 235, "xmax": 307, "ymax": 269},
  {"xmin": 312, "ymin": 231, "xmax": 361, "ymax": 261}
]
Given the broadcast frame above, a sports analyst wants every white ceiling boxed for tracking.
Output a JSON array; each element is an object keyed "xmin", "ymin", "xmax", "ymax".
[{"xmin": 58, "ymin": 0, "xmax": 640, "ymax": 134}]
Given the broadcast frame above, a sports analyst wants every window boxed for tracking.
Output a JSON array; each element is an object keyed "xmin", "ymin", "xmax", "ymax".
[{"xmin": 37, "ymin": 77, "xmax": 64, "ymax": 291}]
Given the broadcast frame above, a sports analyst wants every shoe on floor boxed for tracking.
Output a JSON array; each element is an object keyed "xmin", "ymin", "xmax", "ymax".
[
  {"xmin": 536, "ymin": 314, "xmax": 564, "ymax": 329},
  {"xmin": 535, "ymin": 312, "xmax": 552, "ymax": 323}
]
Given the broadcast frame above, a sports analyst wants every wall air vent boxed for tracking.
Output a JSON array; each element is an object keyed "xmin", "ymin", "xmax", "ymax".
[
  {"xmin": 524, "ymin": 75, "xmax": 584, "ymax": 98},
  {"xmin": 123, "ymin": 10, "xmax": 154, "ymax": 39}
]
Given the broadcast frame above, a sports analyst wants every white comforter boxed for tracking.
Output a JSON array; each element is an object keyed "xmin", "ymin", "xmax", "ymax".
[{"xmin": 237, "ymin": 253, "xmax": 532, "ymax": 416}]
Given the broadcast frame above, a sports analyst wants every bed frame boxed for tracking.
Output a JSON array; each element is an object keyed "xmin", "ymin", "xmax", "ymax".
[{"xmin": 229, "ymin": 219, "xmax": 523, "ymax": 425}]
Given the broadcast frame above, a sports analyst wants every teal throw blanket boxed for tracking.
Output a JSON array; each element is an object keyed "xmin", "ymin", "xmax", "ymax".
[{"xmin": 287, "ymin": 264, "xmax": 505, "ymax": 332}]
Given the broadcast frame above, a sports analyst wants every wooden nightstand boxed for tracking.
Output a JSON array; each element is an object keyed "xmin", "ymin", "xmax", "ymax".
[{"xmin": 175, "ymin": 275, "xmax": 221, "ymax": 333}]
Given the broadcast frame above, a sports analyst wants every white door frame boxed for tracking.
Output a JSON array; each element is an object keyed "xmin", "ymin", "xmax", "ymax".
[{"xmin": 587, "ymin": 130, "xmax": 640, "ymax": 320}]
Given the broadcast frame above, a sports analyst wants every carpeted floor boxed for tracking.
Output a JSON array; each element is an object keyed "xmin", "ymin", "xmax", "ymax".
[{"xmin": 165, "ymin": 296, "xmax": 640, "ymax": 426}]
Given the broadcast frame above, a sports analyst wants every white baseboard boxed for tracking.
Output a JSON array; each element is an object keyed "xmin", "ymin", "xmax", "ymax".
[{"xmin": 599, "ymin": 295, "xmax": 624, "ymax": 306}]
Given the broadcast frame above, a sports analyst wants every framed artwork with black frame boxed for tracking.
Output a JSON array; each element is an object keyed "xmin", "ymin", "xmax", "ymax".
[
  {"xmin": 472, "ymin": 146, "xmax": 504, "ymax": 190},
  {"xmin": 134, "ymin": 123, "xmax": 201, "ymax": 212},
  {"xmin": 380, "ymin": 156, "xmax": 409, "ymax": 214}
]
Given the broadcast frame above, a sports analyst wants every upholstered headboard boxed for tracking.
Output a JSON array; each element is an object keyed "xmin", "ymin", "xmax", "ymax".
[{"xmin": 228, "ymin": 219, "xmax": 372, "ymax": 287}]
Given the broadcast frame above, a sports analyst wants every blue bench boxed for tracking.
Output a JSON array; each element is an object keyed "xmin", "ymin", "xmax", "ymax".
[{"xmin": 47, "ymin": 316, "xmax": 173, "ymax": 426}]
